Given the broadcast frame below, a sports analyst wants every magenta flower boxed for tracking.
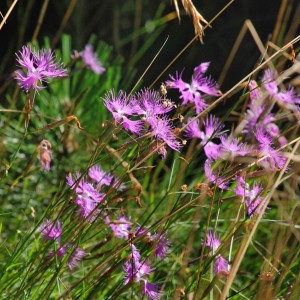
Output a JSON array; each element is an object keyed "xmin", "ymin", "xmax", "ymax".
[
  {"xmin": 40, "ymin": 219, "xmax": 62, "ymax": 241},
  {"xmin": 110, "ymin": 216, "xmax": 132, "ymax": 239},
  {"xmin": 143, "ymin": 280, "xmax": 162, "ymax": 300},
  {"xmin": 204, "ymin": 231, "xmax": 228, "ymax": 276},
  {"xmin": 149, "ymin": 117, "xmax": 181, "ymax": 152},
  {"xmin": 186, "ymin": 115, "xmax": 223, "ymax": 160},
  {"xmin": 88, "ymin": 164, "xmax": 113, "ymax": 188},
  {"xmin": 15, "ymin": 45, "xmax": 67, "ymax": 92},
  {"xmin": 214, "ymin": 255, "xmax": 228, "ymax": 275},
  {"xmin": 133, "ymin": 89, "xmax": 174, "ymax": 123},
  {"xmin": 103, "ymin": 90, "xmax": 143, "ymax": 135},
  {"xmin": 262, "ymin": 69, "xmax": 278, "ymax": 96},
  {"xmin": 184, "ymin": 118, "xmax": 202, "ymax": 139},
  {"xmin": 248, "ymin": 79, "xmax": 261, "ymax": 101},
  {"xmin": 219, "ymin": 135, "xmax": 251, "ymax": 160},
  {"xmin": 262, "ymin": 69, "xmax": 300, "ymax": 110},
  {"xmin": 277, "ymin": 87, "xmax": 300, "ymax": 110},
  {"xmin": 66, "ymin": 173, "xmax": 105, "ymax": 222},
  {"xmin": 254, "ymin": 129, "xmax": 287, "ymax": 171},
  {"xmin": 167, "ymin": 62, "xmax": 219, "ymax": 113},
  {"xmin": 235, "ymin": 175, "xmax": 264, "ymax": 217},
  {"xmin": 204, "ymin": 159, "xmax": 229, "ymax": 190},
  {"xmin": 201, "ymin": 115, "xmax": 224, "ymax": 143},
  {"xmin": 123, "ymin": 244, "xmax": 161, "ymax": 299},
  {"xmin": 82, "ymin": 44, "xmax": 105, "ymax": 74},
  {"xmin": 205, "ymin": 231, "xmax": 221, "ymax": 254},
  {"xmin": 49, "ymin": 243, "xmax": 86, "ymax": 270},
  {"xmin": 67, "ymin": 245, "xmax": 86, "ymax": 270}
]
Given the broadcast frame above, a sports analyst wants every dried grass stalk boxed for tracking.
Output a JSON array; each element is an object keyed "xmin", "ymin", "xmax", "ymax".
[{"xmin": 173, "ymin": 0, "xmax": 209, "ymax": 43}]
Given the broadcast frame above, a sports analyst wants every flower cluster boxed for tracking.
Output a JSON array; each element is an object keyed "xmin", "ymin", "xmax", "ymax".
[
  {"xmin": 123, "ymin": 244, "xmax": 162, "ymax": 300},
  {"xmin": 108, "ymin": 215, "xmax": 170, "ymax": 299},
  {"xmin": 65, "ymin": 163, "xmax": 170, "ymax": 299},
  {"xmin": 66, "ymin": 164, "xmax": 120, "ymax": 222},
  {"xmin": 39, "ymin": 219, "xmax": 86, "ymax": 270},
  {"xmin": 15, "ymin": 46, "xmax": 67, "ymax": 92},
  {"xmin": 103, "ymin": 89, "xmax": 181, "ymax": 158},
  {"xmin": 178, "ymin": 64, "xmax": 298, "ymax": 218},
  {"xmin": 81, "ymin": 44, "xmax": 106, "ymax": 75}
]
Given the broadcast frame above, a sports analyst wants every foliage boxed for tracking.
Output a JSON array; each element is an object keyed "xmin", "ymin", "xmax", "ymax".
[{"xmin": 0, "ymin": 1, "xmax": 300, "ymax": 299}]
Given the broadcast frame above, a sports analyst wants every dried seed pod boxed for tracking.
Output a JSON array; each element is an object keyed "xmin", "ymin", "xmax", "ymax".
[{"xmin": 37, "ymin": 139, "xmax": 52, "ymax": 171}]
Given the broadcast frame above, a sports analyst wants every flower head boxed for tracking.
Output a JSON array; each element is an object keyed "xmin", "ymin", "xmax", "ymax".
[
  {"xmin": 15, "ymin": 46, "xmax": 67, "ymax": 92},
  {"xmin": 235, "ymin": 176, "xmax": 264, "ymax": 217},
  {"xmin": 133, "ymin": 89, "xmax": 174, "ymax": 123},
  {"xmin": 82, "ymin": 44, "xmax": 105, "ymax": 74},
  {"xmin": 204, "ymin": 159, "xmax": 229, "ymax": 190},
  {"xmin": 110, "ymin": 216, "xmax": 132, "ymax": 239},
  {"xmin": 103, "ymin": 90, "xmax": 143, "ymax": 135},
  {"xmin": 254, "ymin": 129, "xmax": 287, "ymax": 171},
  {"xmin": 205, "ymin": 231, "xmax": 221, "ymax": 254},
  {"xmin": 219, "ymin": 135, "xmax": 251, "ymax": 160},
  {"xmin": 40, "ymin": 219, "xmax": 62, "ymax": 241},
  {"xmin": 67, "ymin": 245, "xmax": 86, "ymax": 270},
  {"xmin": 149, "ymin": 117, "xmax": 181, "ymax": 152},
  {"xmin": 214, "ymin": 255, "xmax": 228, "ymax": 275},
  {"xmin": 143, "ymin": 280, "xmax": 162, "ymax": 300},
  {"xmin": 88, "ymin": 164, "xmax": 113, "ymax": 188},
  {"xmin": 167, "ymin": 62, "xmax": 218, "ymax": 113}
]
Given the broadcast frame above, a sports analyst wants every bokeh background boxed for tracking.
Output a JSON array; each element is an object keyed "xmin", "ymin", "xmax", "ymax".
[{"xmin": 1, "ymin": 0, "xmax": 299, "ymax": 93}]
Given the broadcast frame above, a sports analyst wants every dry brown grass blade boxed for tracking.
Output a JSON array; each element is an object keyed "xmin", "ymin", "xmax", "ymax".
[
  {"xmin": 173, "ymin": 0, "xmax": 209, "ymax": 43},
  {"xmin": 0, "ymin": 0, "xmax": 19, "ymax": 30}
]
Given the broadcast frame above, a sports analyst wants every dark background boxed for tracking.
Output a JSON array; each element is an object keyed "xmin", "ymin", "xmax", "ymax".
[{"xmin": 0, "ymin": 0, "xmax": 299, "ymax": 92}]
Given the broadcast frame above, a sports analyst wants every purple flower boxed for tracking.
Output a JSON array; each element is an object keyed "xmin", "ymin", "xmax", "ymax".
[
  {"xmin": 143, "ymin": 280, "xmax": 162, "ymax": 300},
  {"xmin": 254, "ymin": 129, "xmax": 287, "ymax": 171},
  {"xmin": 235, "ymin": 176, "xmax": 264, "ymax": 217},
  {"xmin": 184, "ymin": 118, "xmax": 202, "ymax": 139},
  {"xmin": 110, "ymin": 216, "xmax": 132, "ymax": 239},
  {"xmin": 103, "ymin": 90, "xmax": 134, "ymax": 121},
  {"xmin": 262, "ymin": 69, "xmax": 278, "ymax": 96},
  {"xmin": 167, "ymin": 62, "xmax": 219, "ymax": 113},
  {"xmin": 277, "ymin": 87, "xmax": 300, "ymax": 110},
  {"xmin": 262, "ymin": 69, "xmax": 300, "ymax": 110},
  {"xmin": 204, "ymin": 232, "xmax": 229, "ymax": 276},
  {"xmin": 49, "ymin": 246, "xmax": 67, "ymax": 260},
  {"xmin": 103, "ymin": 90, "xmax": 143, "ymax": 135},
  {"xmin": 153, "ymin": 232, "xmax": 171, "ymax": 260},
  {"xmin": 201, "ymin": 115, "xmax": 224, "ymax": 144},
  {"xmin": 219, "ymin": 135, "xmax": 251, "ymax": 160},
  {"xmin": 248, "ymin": 79, "xmax": 261, "ymax": 101},
  {"xmin": 200, "ymin": 115, "xmax": 224, "ymax": 159},
  {"xmin": 124, "ymin": 244, "xmax": 161, "ymax": 299},
  {"xmin": 205, "ymin": 231, "xmax": 221, "ymax": 254},
  {"xmin": 204, "ymin": 159, "xmax": 229, "ymax": 190},
  {"xmin": 88, "ymin": 164, "xmax": 113, "ymax": 188},
  {"xmin": 133, "ymin": 89, "xmax": 174, "ymax": 123},
  {"xmin": 82, "ymin": 44, "xmax": 105, "ymax": 74},
  {"xmin": 49, "ymin": 243, "xmax": 86, "ymax": 270},
  {"xmin": 152, "ymin": 144, "xmax": 168, "ymax": 160},
  {"xmin": 186, "ymin": 115, "xmax": 224, "ymax": 160},
  {"xmin": 214, "ymin": 255, "xmax": 228, "ymax": 275},
  {"xmin": 40, "ymin": 219, "xmax": 62, "ymax": 241},
  {"xmin": 66, "ymin": 173, "xmax": 105, "ymax": 222},
  {"xmin": 67, "ymin": 245, "xmax": 86, "ymax": 270},
  {"xmin": 124, "ymin": 253, "xmax": 154, "ymax": 285},
  {"xmin": 149, "ymin": 117, "xmax": 181, "ymax": 152},
  {"xmin": 15, "ymin": 46, "xmax": 67, "ymax": 92}
]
